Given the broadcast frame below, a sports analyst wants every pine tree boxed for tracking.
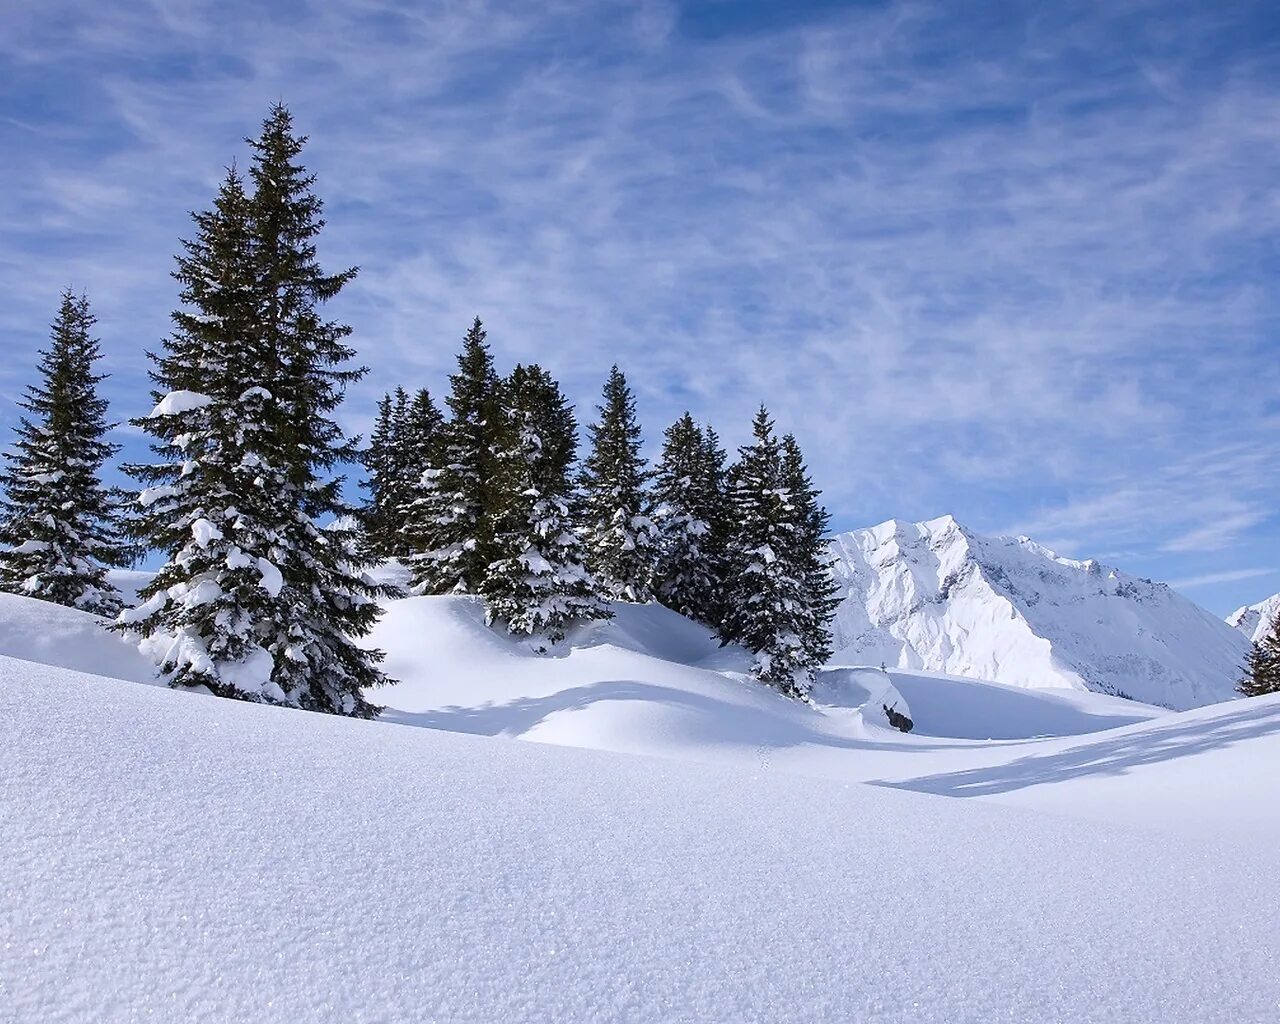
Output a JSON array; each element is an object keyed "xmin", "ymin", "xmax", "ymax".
[
  {"xmin": 408, "ymin": 318, "xmax": 501, "ymax": 594},
  {"xmin": 122, "ymin": 108, "xmax": 389, "ymax": 716},
  {"xmin": 120, "ymin": 166, "xmax": 297, "ymax": 701},
  {"xmin": 1238, "ymin": 612, "xmax": 1280, "ymax": 697},
  {"xmin": 242, "ymin": 103, "xmax": 389, "ymax": 714},
  {"xmin": 0, "ymin": 291, "xmax": 127, "ymax": 616},
  {"xmin": 719, "ymin": 407, "xmax": 812, "ymax": 697},
  {"xmin": 653, "ymin": 412, "xmax": 725, "ymax": 624},
  {"xmin": 361, "ymin": 391, "xmax": 399, "ymax": 558},
  {"xmin": 398, "ymin": 386, "xmax": 443, "ymax": 533},
  {"xmin": 780, "ymin": 432, "xmax": 840, "ymax": 674},
  {"xmin": 483, "ymin": 364, "xmax": 608, "ymax": 647},
  {"xmin": 578, "ymin": 365, "xmax": 660, "ymax": 601}
]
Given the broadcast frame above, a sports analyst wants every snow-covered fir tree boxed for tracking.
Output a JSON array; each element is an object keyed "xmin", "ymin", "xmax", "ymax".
[
  {"xmin": 653, "ymin": 412, "xmax": 726, "ymax": 624},
  {"xmin": 719, "ymin": 407, "xmax": 829, "ymax": 698},
  {"xmin": 361, "ymin": 391, "xmax": 401, "ymax": 559},
  {"xmin": 408, "ymin": 318, "xmax": 501, "ymax": 594},
  {"xmin": 482, "ymin": 364, "xmax": 608, "ymax": 647},
  {"xmin": 0, "ymin": 291, "xmax": 128, "ymax": 616},
  {"xmin": 1239, "ymin": 612, "xmax": 1280, "ymax": 697},
  {"xmin": 398, "ymin": 386, "xmax": 443, "ymax": 528},
  {"xmin": 780, "ymin": 432, "xmax": 840, "ymax": 673},
  {"xmin": 122, "ymin": 108, "xmax": 389, "ymax": 717},
  {"xmin": 577, "ymin": 365, "xmax": 660, "ymax": 602},
  {"xmin": 120, "ymin": 167, "xmax": 297, "ymax": 701},
  {"xmin": 362, "ymin": 386, "xmax": 441, "ymax": 560}
]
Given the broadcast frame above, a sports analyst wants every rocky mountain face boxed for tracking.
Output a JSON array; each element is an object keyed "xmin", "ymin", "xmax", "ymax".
[
  {"xmin": 827, "ymin": 515, "xmax": 1249, "ymax": 710},
  {"xmin": 1227, "ymin": 593, "xmax": 1280, "ymax": 644}
]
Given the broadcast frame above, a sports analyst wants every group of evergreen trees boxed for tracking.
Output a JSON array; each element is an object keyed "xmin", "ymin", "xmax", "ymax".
[
  {"xmin": 1238, "ymin": 614, "xmax": 1280, "ymax": 698},
  {"xmin": 363, "ymin": 335, "xmax": 838, "ymax": 694},
  {"xmin": 0, "ymin": 101, "xmax": 835, "ymax": 715}
]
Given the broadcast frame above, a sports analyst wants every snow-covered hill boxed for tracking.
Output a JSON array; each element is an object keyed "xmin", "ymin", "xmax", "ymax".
[
  {"xmin": 5, "ymin": 650, "xmax": 1279, "ymax": 1024},
  {"xmin": 1228, "ymin": 591, "xmax": 1280, "ymax": 643},
  {"xmin": 828, "ymin": 515, "xmax": 1248, "ymax": 710}
]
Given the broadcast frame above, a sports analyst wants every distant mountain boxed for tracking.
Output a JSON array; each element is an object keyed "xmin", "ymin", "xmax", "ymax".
[
  {"xmin": 1227, "ymin": 593, "xmax": 1280, "ymax": 644},
  {"xmin": 827, "ymin": 515, "xmax": 1248, "ymax": 709}
]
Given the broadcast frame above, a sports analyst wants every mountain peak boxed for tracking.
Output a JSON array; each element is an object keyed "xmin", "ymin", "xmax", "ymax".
[{"xmin": 828, "ymin": 517, "xmax": 1247, "ymax": 709}]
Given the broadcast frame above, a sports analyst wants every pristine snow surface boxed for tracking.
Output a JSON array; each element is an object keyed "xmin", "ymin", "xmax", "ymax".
[
  {"xmin": 827, "ymin": 515, "xmax": 1249, "ymax": 709},
  {"xmin": 4, "ymin": 584, "xmax": 1279, "ymax": 1022},
  {"xmin": 1229, "ymin": 591, "xmax": 1280, "ymax": 643}
]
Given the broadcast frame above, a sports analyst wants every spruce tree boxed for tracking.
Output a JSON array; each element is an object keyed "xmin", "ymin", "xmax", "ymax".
[
  {"xmin": 0, "ymin": 291, "xmax": 127, "ymax": 616},
  {"xmin": 361, "ymin": 391, "xmax": 399, "ymax": 558},
  {"xmin": 408, "ymin": 318, "xmax": 501, "ymax": 594},
  {"xmin": 578, "ymin": 365, "xmax": 660, "ymax": 601},
  {"xmin": 1238, "ymin": 613, "xmax": 1280, "ymax": 697},
  {"xmin": 719, "ymin": 406, "xmax": 812, "ymax": 697},
  {"xmin": 242, "ymin": 103, "xmax": 389, "ymax": 714},
  {"xmin": 120, "ymin": 167, "xmax": 297, "ymax": 701},
  {"xmin": 123, "ymin": 108, "xmax": 389, "ymax": 716},
  {"xmin": 780, "ymin": 432, "xmax": 840, "ymax": 674},
  {"xmin": 653, "ymin": 412, "xmax": 724, "ymax": 624},
  {"xmin": 483, "ymin": 364, "xmax": 607, "ymax": 647},
  {"xmin": 398, "ymin": 386, "xmax": 443, "ymax": 533}
]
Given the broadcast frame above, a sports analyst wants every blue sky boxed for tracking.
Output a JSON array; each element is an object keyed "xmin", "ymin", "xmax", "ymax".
[{"xmin": 1, "ymin": 0, "xmax": 1277, "ymax": 615}]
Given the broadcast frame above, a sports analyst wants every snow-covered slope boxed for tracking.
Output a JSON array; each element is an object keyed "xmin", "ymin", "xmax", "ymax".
[
  {"xmin": 828, "ymin": 515, "xmax": 1248, "ymax": 709},
  {"xmin": 5, "ymin": 654, "xmax": 1279, "ymax": 1024},
  {"xmin": 0, "ymin": 590, "xmax": 157, "ymax": 684},
  {"xmin": 1228, "ymin": 591, "xmax": 1280, "ymax": 643}
]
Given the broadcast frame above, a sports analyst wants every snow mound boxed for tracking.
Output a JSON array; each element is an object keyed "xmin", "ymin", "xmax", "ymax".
[
  {"xmin": 829, "ymin": 515, "xmax": 1248, "ymax": 709},
  {"xmin": 0, "ymin": 591, "xmax": 156, "ymax": 685},
  {"xmin": 3, "ymin": 655, "xmax": 1277, "ymax": 1023},
  {"xmin": 1228, "ymin": 591, "xmax": 1280, "ymax": 644}
]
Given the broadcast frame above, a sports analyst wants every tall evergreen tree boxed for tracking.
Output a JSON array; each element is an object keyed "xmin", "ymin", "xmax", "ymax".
[
  {"xmin": 361, "ymin": 391, "xmax": 399, "ymax": 558},
  {"xmin": 398, "ymin": 386, "xmax": 443, "ymax": 528},
  {"xmin": 578, "ymin": 365, "xmax": 660, "ymax": 601},
  {"xmin": 120, "ymin": 167, "xmax": 297, "ymax": 701},
  {"xmin": 653, "ymin": 412, "xmax": 725, "ymax": 624},
  {"xmin": 0, "ymin": 291, "xmax": 127, "ymax": 616},
  {"xmin": 1238, "ymin": 613, "xmax": 1280, "ymax": 697},
  {"xmin": 780, "ymin": 432, "xmax": 840, "ymax": 673},
  {"xmin": 408, "ymin": 318, "xmax": 501, "ymax": 594},
  {"xmin": 123, "ymin": 108, "xmax": 389, "ymax": 716},
  {"xmin": 719, "ymin": 407, "xmax": 813, "ymax": 697},
  {"xmin": 483, "ymin": 364, "xmax": 607, "ymax": 647}
]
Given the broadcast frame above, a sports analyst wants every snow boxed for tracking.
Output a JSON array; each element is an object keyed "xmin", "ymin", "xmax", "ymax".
[
  {"xmin": 256, "ymin": 556, "xmax": 283, "ymax": 598},
  {"xmin": 147, "ymin": 389, "xmax": 212, "ymax": 418},
  {"xmin": 189, "ymin": 517, "xmax": 223, "ymax": 549},
  {"xmin": 3, "ymin": 653, "xmax": 1279, "ymax": 1023},
  {"xmin": 1228, "ymin": 591, "xmax": 1280, "ymax": 643},
  {"xmin": 828, "ymin": 515, "xmax": 1248, "ymax": 709},
  {"xmin": 2, "ymin": 580, "xmax": 1278, "ymax": 1021},
  {"xmin": 0, "ymin": 591, "xmax": 156, "ymax": 684}
]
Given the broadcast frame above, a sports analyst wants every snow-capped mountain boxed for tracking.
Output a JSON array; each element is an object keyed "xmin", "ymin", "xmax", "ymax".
[
  {"xmin": 827, "ymin": 515, "xmax": 1248, "ymax": 709},
  {"xmin": 1227, "ymin": 592, "xmax": 1280, "ymax": 644}
]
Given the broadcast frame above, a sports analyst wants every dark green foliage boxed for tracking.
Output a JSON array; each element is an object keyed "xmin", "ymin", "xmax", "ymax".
[
  {"xmin": 407, "ymin": 317, "xmax": 502, "ymax": 594},
  {"xmin": 780, "ymin": 432, "xmax": 841, "ymax": 671},
  {"xmin": 482, "ymin": 364, "xmax": 608, "ymax": 646},
  {"xmin": 122, "ymin": 107, "xmax": 389, "ymax": 716},
  {"xmin": 0, "ymin": 291, "xmax": 127, "ymax": 616},
  {"xmin": 719, "ymin": 408, "xmax": 836, "ymax": 697},
  {"xmin": 578, "ymin": 365, "xmax": 660, "ymax": 602},
  {"xmin": 362, "ymin": 386, "xmax": 442, "ymax": 560},
  {"xmin": 1239, "ymin": 613, "xmax": 1280, "ymax": 697},
  {"xmin": 653, "ymin": 412, "xmax": 727, "ymax": 625}
]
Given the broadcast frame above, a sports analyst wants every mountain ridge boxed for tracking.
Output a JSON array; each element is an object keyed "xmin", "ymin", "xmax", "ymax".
[{"xmin": 828, "ymin": 515, "xmax": 1248, "ymax": 709}]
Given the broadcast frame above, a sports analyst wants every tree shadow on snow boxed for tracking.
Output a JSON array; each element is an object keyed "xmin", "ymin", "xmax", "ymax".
[{"xmin": 874, "ymin": 701, "xmax": 1280, "ymax": 798}]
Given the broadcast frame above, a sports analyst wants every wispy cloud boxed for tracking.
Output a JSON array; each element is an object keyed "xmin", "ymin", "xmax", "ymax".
[
  {"xmin": 1, "ymin": 0, "xmax": 1277, "ymax": 612},
  {"xmin": 1170, "ymin": 567, "xmax": 1278, "ymax": 591}
]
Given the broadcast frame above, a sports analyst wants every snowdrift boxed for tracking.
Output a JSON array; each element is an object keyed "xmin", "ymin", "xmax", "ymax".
[
  {"xmin": 0, "ymin": 590, "xmax": 156, "ymax": 685},
  {"xmin": 828, "ymin": 515, "xmax": 1248, "ymax": 709},
  {"xmin": 4, "ymin": 655, "xmax": 1278, "ymax": 1024}
]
